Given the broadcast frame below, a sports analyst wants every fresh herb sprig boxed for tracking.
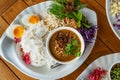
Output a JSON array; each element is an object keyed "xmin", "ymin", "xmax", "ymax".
[
  {"xmin": 49, "ymin": 1, "xmax": 66, "ymax": 19},
  {"xmin": 49, "ymin": 0, "xmax": 90, "ymax": 28},
  {"xmin": 64, "ymin": 38, "xmax": 81, "ymax": 57}
]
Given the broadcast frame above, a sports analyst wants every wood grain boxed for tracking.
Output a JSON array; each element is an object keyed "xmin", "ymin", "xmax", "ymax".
[
  {"xmin": 85, "ymin": 38, "xmax": 112, "ymax": 65},
  {"xmin": 0, "ymin": 59, "xmax": 19, "ymax": 80},
  {"xmin": 2, "ymin": 0, "xmax": 28, "ymax": 24},
  {"xmin": 0, "ymin": 17, "xmax": 9, "ymax": 37},
  {"xmin": 96, "ymin": 0, "xmax": 105, "ymax": 8},
  {"xmin": 0, "ymin": 58, "xmax": 36, "ymax": 80},
  {"xmin": 0, "ymin": 0, "xmax": 17, "ymax": 15},
  {"xmin": 81, "ymin": 0, "xmax": 106, "ymax": 17},
  {"xmin": 24, "ymin": 0, "xmax": 47, "ymax": 6},
  {"xmin": 97, "ymin": 13, "xmax": 120, "ymax": 52}
]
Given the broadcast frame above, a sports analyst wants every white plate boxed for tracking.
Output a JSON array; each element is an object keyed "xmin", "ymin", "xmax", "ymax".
[
  {"xmin": 76, "ymin": 53, "xmax": 120, "ymax": 80},
  {"xmin": 0, "ymin": 1, "xmax": 97, "ymax": 80},
  {"xmin": 106, "ymin": 0, "xmax": 120, "ymax": 40}
]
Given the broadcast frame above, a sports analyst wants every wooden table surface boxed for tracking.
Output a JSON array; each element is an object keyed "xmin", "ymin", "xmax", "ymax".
[{"xmin": 0, "ymin": 0, "xmax": 120, "ymax": 80}]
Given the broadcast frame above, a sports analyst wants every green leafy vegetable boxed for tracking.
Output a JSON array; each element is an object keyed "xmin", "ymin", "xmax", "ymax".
[
  {"xmin": 74, "ymin": 0, "xmax": 87, "ymax": 9},
  {"xmin": 74, "ymin": 0, "xmax": 80, "ymax": 7},
  {"xmin": 54, "ymin": 0, "xmax": 67, "ymax": 5},
  {"xmin": 49, "ymin": 0, "xmax": 90, "ymax": 28},
  {"xmin": 49, "ymin": 1, "xmax": 66, "ymax": 19},
  {"xmin": 73, "ymin": 12, "xmax": 83, "ymax": 27},
  {"xmin": 76, "ymin": 52, "xmax": 81, "ymax": 56},
  {"xmin": 81, "ymin": 16, "xmax": 91, "ymax": 28},
  {"xmin": 64, "ymin": 38, "xmax": 81, "ymax": 57}
]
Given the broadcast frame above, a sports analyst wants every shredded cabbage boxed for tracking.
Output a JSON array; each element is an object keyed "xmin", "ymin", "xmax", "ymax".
[{"xmin": 78, "ymin": 26, "xmax": 97, "ymax": 44}]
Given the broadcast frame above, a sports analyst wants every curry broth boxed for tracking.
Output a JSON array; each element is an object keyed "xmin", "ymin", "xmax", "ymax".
[{"xmin": 49, "ymin": 30, "xmax": 81, "ymax": 62}]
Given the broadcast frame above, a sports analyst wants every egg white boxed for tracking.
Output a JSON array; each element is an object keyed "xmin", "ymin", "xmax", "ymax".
[
  {"xmin": 21, "ymin": 14, "xmax": 40, "ymax": 27},
  {"xmin": 6, "ymin": 24, "xmax": 24, "ymax": 39}
]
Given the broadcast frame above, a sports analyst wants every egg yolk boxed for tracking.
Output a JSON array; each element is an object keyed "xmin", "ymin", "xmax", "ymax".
[
  {"xmin": 13, "ymin": 26, "xmax": 24, "ymax": 38},
  {"xmin": 29, "ymin": 15, "xmax": 39, "ymax": 24}
]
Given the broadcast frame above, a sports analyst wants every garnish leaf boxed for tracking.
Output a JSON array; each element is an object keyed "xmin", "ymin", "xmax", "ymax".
[
  {"xmin": 77, "ymin": 12, "xmax": 83, "ymax": 21},
  {"xmin": 71, "ymin": 38, "xmax": 78, "ymax": 46},
  {"xmin": 83, "ymin": 23, "xmax": 91, "ymax": 28},
  {"xmin": 73, "ymin": 12, "xmax": 83, "ymax": 27},
  {"xmin": 73, "ymin": 12, "xmax": 83, "ymax": 21},
  {"xmin": 76, "ymin": 51, "xmax": 81, "ymax": 57},
  {"xmin": 49, "ymin": 1, "xmax": 65, "ymax": 19},
  {"xmin": 65, "ymin": 43, "xmax": 72, "ymax": 54},
  {"xmin": 77, "ymin": 21, "xmax": 81, "ymax": 27},
  {"xmin": 64, "ymin": 38, "xmax": 80, "ymax": 56}
]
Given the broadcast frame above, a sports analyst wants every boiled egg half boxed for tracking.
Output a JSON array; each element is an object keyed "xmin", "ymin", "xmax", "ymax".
[
  {"xmin": 21, "ymin": 14, "xmax": 40, "ymax": 27},
  {"xmin": 6, "ymin": 24, "xmax": 24, "ymax": 39}
]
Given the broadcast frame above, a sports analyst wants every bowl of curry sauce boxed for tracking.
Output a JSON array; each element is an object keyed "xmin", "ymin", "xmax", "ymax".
[{"xmin": 46, "ymin": 27, "xmax": 85, "ymax": 64}]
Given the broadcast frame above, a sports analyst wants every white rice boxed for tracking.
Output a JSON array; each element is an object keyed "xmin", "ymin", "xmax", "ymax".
[{"xmin": 20, "ymin": 20, "xmax": 56, "ymax": 68}]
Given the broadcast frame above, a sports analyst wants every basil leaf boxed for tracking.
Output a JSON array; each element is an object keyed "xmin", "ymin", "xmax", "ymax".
[{"xmin": 76, "ymin": 52, "xmax": 81, "ymax": 57}]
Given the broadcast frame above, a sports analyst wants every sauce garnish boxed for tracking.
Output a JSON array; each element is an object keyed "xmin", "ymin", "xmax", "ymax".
[{"xmin": 49, "ymin": 30, "xmax": 81, "ymax": 62}]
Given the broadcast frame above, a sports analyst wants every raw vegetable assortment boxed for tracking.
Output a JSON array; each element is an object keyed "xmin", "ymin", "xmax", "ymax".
[{"xmin": 49, "ymin": 0, "xmax": 97, "ymax": 44}]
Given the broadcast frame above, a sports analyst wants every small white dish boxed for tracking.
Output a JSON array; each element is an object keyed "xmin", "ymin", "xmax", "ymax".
[
  {"xmin": 108, "ymin": 61, "xmax": 120, "ymax": 80},
  {"xmin": 46, "ymin": 27, "xmax": 85, "ymax": 64},
  {"xmin": 106, "ymin": 0, "xmax": 120, "ymax": 40},
  {"xmin": 76, "ymin": 53, "xmax": 120, "ymax": 80}
]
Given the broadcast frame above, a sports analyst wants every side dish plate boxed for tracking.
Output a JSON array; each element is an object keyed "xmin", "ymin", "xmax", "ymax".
[
  {"xmin": 106, "ymin": 0, "xmax": 120, "ymax": 40},
  {"xmin": 0, "ymin": 1, "xmax": 97, "ymax": 79},
  {"xmin": 76, "ymin": 53, "xmax": 120, "ymax": 80}
]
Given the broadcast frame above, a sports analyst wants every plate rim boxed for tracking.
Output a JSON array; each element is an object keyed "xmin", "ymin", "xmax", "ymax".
[
  {"xmin": 76, "ymin": 53, "xmax": 120, "ymax": 80},
  {"xmin": 106, "ymin": 0, "xmax": 120, "ymax": 40},
  {"xmin": 0, "ymin": 1, "xmax": 98, "ymax": 79}
]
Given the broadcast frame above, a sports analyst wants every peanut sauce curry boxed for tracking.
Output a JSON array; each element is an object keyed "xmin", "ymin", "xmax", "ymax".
[{"xmin": 49, "ymin": 30, "xmax": 81, "ymax": 62}]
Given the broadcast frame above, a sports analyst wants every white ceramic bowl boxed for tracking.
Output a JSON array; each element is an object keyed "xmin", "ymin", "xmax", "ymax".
[
  {"xmin": 46, "ymin": 27, "xmax": 85, "ymax": 64},
  {"xmin": 108, "ymin": 61, "xmax": 120, "ymax": 80},
  {"xmin": 106, "ymin": 0, "xmax": 120, "ymax": 40}
]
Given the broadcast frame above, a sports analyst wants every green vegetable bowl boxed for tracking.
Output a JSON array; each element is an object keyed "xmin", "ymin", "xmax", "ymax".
[
  {"xmin": 109, "ymin": 61, "xmax": 120, "ymax": 80},
  {"xmin": 46, "ymin": 26, "xmax": 85, "ymax": 64}
]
